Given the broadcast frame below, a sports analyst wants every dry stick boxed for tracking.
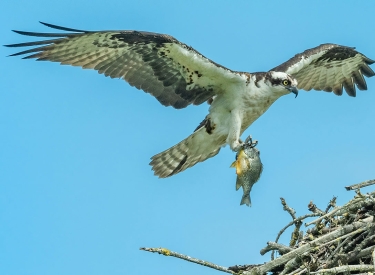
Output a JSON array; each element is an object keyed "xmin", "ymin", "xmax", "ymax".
[
  {"xmin": 292, "ymin": 267, "xmax": 307, "ymax": 275},
  {"xmin": 139, "ymin": 247, "xmax": 235, "ymax": 274},
  {"xmin": 328, "ymin": 228, "xmax": 370, "ymax": 266},
  {"xmin": 297, "ymin": 230, "xmax": 303, "ymax": 244},
  {"xmin": 312, "ymin": 226, "xmax": 369, "ymax": 268},
  {"xmin": 306, "ymin": 189, "xmax": 375, "ymax": 227},
  {"xmin": 271, "ymin": 198, "xmax": 298, "ymax": 261},
  {"xmin": 279, "ymin": 252, "xmax": 310, "ymax": 275},
  {"xmin": 372, "ymin": 247, "xmax": 375, "ymax": 271},
  {"xmin": 345, "ymin": 231, "xmax": 375, "ymax": 264},
  {"xmin": 305, "ymin": 197, "xmax": 366, "ymax": 226},
  {"xmin": 345, "ymin": 179, "xmax": 375, "ymax": 190},
  {"xmin": 290, "ymin": 220, "xmax": 302, "ymax": 247},
  {"xmin": 343, "ymin": 230, "xmax": 368, "ymax": 253},
  {"xmin": 260, "ymin": 242, "xmax": 292, "ymax": 255},
  {"xmin": 334, "ymin": 245, "xmax": 375, "ymax": 268},
  {"xmin": 308, "ymin": 201, "xmax": 325, "ymax": 215},
  {"xmin": 271, "ymin": 213, "xmax": 320, "ymax": 260},
  {"xmin": 309, "ymin": 264, "xmax": 374, "ymax": 275},
  {"xmin": 281, "ymin": 198, "xmax": 297, "ymax": 220},
  {"xmin": 244, "ymin": 217, "xmax": 373, "ymax": 275},
  {"xmin": 325, "ymin": 235, "xmax": 351, "ymax": 262},
  {"xmin": 284, "ymin": 267, "xmax": 305, "ymax": 275},
  {"xmin": 322, "ymin": 226, "xmax": 368, "ymax": 248},
  {"xmin": 355, "ymin": 190, "xmax": 375, "ymax": 204},
  {"xmin": 324, "ymin": 197, "xmax": 337, "ymax": 213},
  {"xmin": 346, "ymin": 244, "xmax": 375, "ymax": 262}
]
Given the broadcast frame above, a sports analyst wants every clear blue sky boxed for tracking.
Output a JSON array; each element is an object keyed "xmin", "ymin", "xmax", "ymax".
[{"xmin": 1, "ymin": 1, "xmax": 375, "ymax": 274}]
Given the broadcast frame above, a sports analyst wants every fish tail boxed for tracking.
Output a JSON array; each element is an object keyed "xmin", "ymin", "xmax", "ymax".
[{"xmin": 240, "ymin": 195, "xmax": 251, "ymax": 207}]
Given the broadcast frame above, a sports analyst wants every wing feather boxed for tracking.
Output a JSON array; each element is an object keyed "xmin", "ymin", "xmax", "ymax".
[
  {"xmin": 6, "ymin": 22, "xmax": 243, "ymax": 108},
  {"xmin": 352, "ymin": 70, "xmax": 367, "ymax": 90},
  {"xmin": 271, "ymin": 44, "xmax": 374, "ymax": 97}
]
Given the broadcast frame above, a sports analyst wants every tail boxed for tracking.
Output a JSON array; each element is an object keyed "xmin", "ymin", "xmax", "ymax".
[
  {"xmin": 240, "ymin": 194, "xmax": 251, "ymax": 207},
  {"xmin": 150, "ymin": 127, "xmax": 223, "ymax": 178}
]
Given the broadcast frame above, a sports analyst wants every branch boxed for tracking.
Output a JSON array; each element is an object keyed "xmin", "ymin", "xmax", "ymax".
[
  {"xmin": 309, "ymin": 264, "xmax": 374, "ymax": 275},
  {"xmin": 324, "ymin": 197, "xmax": 337, "ymax": 213},
  {"xmin": 271, "ymin": 213, "xmax": 320, "ymax": 260},
  {"xmin": 308, "ymin": 201, "xmax": 325, "ymax": 215},
  {"xmin": 139, "ymin": 247, "xmax": 236, "ymax": 274},
  {"xmin": 260, "ymin": 242, "xmax": 293, "ymax": 255},
  {"xmin": 281, "ymin": 197, "xmax": 297, "ymax": 220},
  {"xmin": 345, "ymin": 179, "xmax": 375, "ymax": 190}
]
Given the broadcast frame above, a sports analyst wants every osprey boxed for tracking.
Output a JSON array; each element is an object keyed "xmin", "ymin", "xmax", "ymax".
[{"xmin": 6, "ymin": 22, "xmax": 374, "ymax": 178}]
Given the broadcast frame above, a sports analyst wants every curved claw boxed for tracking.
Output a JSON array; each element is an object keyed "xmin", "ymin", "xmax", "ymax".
[{"xmin": 243, "ymin": 135, "xmax": 258, "ymax": 148}]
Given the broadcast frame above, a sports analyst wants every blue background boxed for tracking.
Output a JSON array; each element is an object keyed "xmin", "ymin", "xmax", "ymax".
[{"xmin": 1, "ymin": 1, "xmax": 375, "ymax": 274}]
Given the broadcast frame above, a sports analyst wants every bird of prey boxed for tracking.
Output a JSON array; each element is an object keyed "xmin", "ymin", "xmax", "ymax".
[{"xmin": 6, "ymin": 22, "xmax": 374, "ymax": 178}]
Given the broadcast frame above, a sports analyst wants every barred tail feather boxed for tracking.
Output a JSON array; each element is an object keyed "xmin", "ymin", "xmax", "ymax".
[{"xmin": 150, "ymin": 127, "xmax": 222, "ymax": 178}]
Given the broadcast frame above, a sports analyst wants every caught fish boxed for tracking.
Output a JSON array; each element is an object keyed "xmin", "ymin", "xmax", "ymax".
[{"xmin": 230, "ymin": 136, "xmax": 263, "ymax": 206}]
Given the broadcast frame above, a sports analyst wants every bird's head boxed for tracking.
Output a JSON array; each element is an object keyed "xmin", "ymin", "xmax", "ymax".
[{"xmin": 265, "ymin": 71, "xmax": 298, "ymax": 97}]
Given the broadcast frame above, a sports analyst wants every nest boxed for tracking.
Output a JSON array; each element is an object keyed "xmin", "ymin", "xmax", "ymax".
[
  {"xmin": 229, "ymin": 179, "xmax": 375, "ymax": 275},
  {"xmin": 141, "ymin": 179, "xmax": 375, "ymax": 275}
]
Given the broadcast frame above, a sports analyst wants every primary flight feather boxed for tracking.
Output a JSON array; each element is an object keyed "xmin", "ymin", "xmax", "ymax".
[{"xmin": 6, "ymin": 22, "xmax": 374, "ymax": 178}]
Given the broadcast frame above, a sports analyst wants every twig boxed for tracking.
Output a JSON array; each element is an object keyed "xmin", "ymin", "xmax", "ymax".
[
  {"xmin": 324, "ymin": 197, "xmax": 337, "ymax": 213},
  {"xmin": 308, "ymin": 201, "xmax": 325, "ymax": 215},
  {"xmin": 345, "ymin": 230, "xmax": 375, "ymax": 263},
  {"xmin": 140, "ymin": 247, "xmax": 235, "ymax": 274},
  {"xmin": 279, "ymin": 252, "xmax": 310, "ymax": 275},
  {"xmin": 305, "ymin": 196, "xmax": 370, "ymax": 226},
  {"xmin": 305, "ymin": 207, "xmax": 341, "ymax": 227},
  {"xmin": 290, "ymin": 220, "xmax": 303, "ymax": 247},
  {"xmin": 228, "ymin": 264, "xmax": 262, "ymax": 273},
  {"xmin": 343, "ymin": 244, "xmax": 375, "ymax": 263},
  {"xmin": 322, "ymin": 226, "xmax": 368, "ymax": 248},
  {"xmin": 281, "ymin": 198, "xmax": 297, "ymax": 220},
  {"xmin": 287, "ymin": 267, "xmax": 307, "ymax": 275},
  {"xmin": 260, "ymin": 242, "xmax": 293, "ymax": 255},
  {"xmin": 309, "ymin": 264, "xmax": 374, "ymax": 274},
  {"xmin": 325, "ymin": 235, "xmax": 350, "ymax": 262},
  {"xmin": 341, "ymin": 231, "xmax": 369, "ymax": 260},
  {"xmin": 345, "ymin": 179, "xmax": 375, "ymax": 190},
  {"xmin": 271, "ymin": 213, "xmax": 320, "ymax": 260}
]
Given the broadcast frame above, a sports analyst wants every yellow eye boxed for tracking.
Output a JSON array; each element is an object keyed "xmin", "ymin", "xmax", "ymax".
[{"xmin": 283, "ymin": 80, "xmax": 290, "ymax": 86}]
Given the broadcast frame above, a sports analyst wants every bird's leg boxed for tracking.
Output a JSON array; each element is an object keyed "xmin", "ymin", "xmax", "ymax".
[{"xmin": 227, "ymin": 109, "xmax": 243, "ymax": 152}]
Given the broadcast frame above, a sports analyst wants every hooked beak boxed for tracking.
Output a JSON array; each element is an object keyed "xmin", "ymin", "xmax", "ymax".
[{"xmin": 288, "ymin": 86, "xmax": 298, "ymax": 98}]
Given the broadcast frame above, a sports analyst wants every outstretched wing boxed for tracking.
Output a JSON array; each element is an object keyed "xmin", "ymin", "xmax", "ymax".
[
  {"xmin": 271, "ymin": 44, "xmax": 374, "ymax": 96},
  {"xmin": 5, "ymin": 22, "xmax": 243, "ymax": 108}
]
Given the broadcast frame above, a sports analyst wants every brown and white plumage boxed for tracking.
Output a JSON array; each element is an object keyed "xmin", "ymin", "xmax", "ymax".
[{"xmin": 6, "ymin": 22, "xmax": 375, "ymax": 177}]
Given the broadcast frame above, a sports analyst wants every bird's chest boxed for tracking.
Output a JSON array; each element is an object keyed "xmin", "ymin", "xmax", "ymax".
[{"xmin": 239, "ymin": 92, "xmax": 278, "ymax": 132}]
